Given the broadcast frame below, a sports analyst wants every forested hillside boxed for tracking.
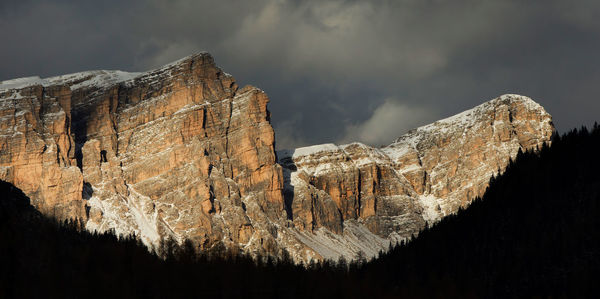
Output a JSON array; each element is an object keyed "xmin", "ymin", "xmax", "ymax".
[{"xmin": 363, "ymin": 124, "xmax": 600, "ymax": 297}]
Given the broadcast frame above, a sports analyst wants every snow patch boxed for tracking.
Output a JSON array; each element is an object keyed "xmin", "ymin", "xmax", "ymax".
[
  {"xmin": 419, "ymin": 194, "xmax": 442, "ymax": 223},
  {"xmin": 1, "ymin": 71, "xmax": 142, "ymax": 92},
  {"xmin": 0, "ymin": 53, "xmax": 214, "ymax": 93},
  {"xmin": 127, "ymin": 185, "xmax": 161, "ymax": 246},
  {"xmin": 278, "ymin": 143, "xmax": 341, "ymax": 159},
  {"xmin": 85, "ymin": 185, "xmax": 161, "ymax": 249},
  {"xmin": 0, "ymin": 76, "xmax": 47, "ymax": 90}
]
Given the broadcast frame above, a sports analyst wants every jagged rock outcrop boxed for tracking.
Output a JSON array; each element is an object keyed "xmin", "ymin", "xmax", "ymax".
[
  {"xmin": 0, "ymin": 84, "xmax": 84, "ymax": 220},
  {"xmin": 278, "ymin": 95, "xmax": 554, "ymax": 260},
  {"xmin": 1, "ymin": 54, "xmax": 285, "ymax": 255},
  {"xmin": 0, "ymin": 53, "xmax": 554, "ymax": 262}
]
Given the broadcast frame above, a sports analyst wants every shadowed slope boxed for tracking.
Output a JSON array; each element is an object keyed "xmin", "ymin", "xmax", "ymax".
[{"xmin": 363, "ymin": 125, "xmax": 600, "ymax": 297}]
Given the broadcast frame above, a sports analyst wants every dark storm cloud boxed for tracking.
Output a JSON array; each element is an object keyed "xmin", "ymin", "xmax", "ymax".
[{"xmin": 1, "ymin": 0, "xmax": 599, "ymax": 149}]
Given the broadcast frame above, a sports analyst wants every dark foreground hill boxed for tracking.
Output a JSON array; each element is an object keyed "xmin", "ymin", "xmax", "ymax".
[
  {"xmin": 363, "ymin": 125, "xmax": 600, "ymax": 297},
  {"xmin": 1, "ymin": 125, "xmax": 599, "ymax": 298}
]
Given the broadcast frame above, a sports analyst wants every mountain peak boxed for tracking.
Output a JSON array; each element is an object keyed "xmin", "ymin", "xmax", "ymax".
[
  {"xmin": 0, "ymin": 51, "xmax": 218, "ymax": 93},
  {"xmin": 0, "ymin": 53, "xmax": 554, "ymax": 263},
  {"xmin": 278, "ymin": 93, "xmax": 553, "ymax": 260}
]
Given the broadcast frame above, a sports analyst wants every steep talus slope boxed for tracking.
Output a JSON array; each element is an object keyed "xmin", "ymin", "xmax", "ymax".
[{"xmin": 0, "ymin": 53, "xmax": 553, "ymax": 262}]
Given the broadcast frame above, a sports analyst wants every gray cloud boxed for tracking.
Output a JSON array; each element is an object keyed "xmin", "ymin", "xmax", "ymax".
[
  {"xmin": 1, "ymin": 0, "xmax": 599, "ymax": 149},
  {"xmin": 340, "ymin": 99, "xmax": 435, "ymax": 146}
]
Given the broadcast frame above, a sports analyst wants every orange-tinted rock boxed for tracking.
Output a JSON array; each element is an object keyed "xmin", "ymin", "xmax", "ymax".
[
  {"xmin": 0, "ymin": 85, "xmax": 84, "ymax": 221},
  {"xmin": 278, "ymin": 95, "xmax": 554, "ymax": 260},
  {"xmin": 0, "ymin": 54, "xmax": 553, "ymax": 263},
  {"xmin": 0, "ymin": 53, "xmax": 285, "ymax": 256}
]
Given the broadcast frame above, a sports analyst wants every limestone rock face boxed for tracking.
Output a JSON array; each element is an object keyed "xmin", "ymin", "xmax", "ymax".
[
  {"xmin": 0, "ymin": 53, "xmax": 553, "ymax": 262},
  {"xmin": 277, "ymin": 95, "xmax": 554, "ymax": 260},
  {"xmin": 78, "ymin": 55, "xmax": 285, "ymax": 254},
  {"xmin": 0, "ymin": 85, "xmax": 84, "ymax": 220},
  {"xmin": 0, "ymin": 54, "xmax": 285, "ymax": 255}
]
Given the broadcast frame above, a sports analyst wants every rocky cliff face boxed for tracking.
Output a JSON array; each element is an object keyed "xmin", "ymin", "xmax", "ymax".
[
  {"xmin": 1, "ymin": 54, "xmax": 285, "ymax": 255},
  {"xmin": 278, "ymin": 95, "xmax": 554, "ymax": 260},
  {"xmin": 0, "ymin": 53, "xmax": 554, "ymax": 262},
  {"xmin": 0, "ymin": 84, "xmax": 84, "ymax": 221}
]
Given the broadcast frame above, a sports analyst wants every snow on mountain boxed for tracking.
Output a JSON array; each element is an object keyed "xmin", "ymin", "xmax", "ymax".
[
  {"xmin": 0, "ymin": 51, "xmax": 554, "ymax": 263},
  {"xmin": 278, "ymin": 94, "xmax": 554, "ymax": 260}
]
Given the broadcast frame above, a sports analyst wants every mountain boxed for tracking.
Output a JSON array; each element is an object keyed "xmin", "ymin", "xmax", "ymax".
[
  {"xmin": 2, "ymin": 126, "xmax": 597, "ymax": 298},
  {"xmin": 358, "ymin": 125, "xmax": 600, "ymax": 297},
  {"xmin": 0, "ymin": 53, "xmax": 553, "ymax": 262},
  {"xmin": 278, "ymin": 95, "xmax": 553, "ymax": 260},
  {"xmin": 1, "ymin": 53, "xmax": 284, "ymax": 257}
]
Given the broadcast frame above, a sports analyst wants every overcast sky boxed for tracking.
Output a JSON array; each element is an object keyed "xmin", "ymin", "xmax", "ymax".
[{"xmin": 1, "ymin": 0, "xmax": 599, "ymax": 149}]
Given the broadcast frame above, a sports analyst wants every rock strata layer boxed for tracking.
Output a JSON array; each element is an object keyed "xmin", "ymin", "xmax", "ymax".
[{"xmin": 0, "ymin": 53, "xmax": 554, "ymax": 262}]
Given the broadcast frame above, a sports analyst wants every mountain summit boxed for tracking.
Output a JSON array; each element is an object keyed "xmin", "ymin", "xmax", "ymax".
[{"xmin": 0, "ymin": 53, "xmax": 553, "ymax": 262}]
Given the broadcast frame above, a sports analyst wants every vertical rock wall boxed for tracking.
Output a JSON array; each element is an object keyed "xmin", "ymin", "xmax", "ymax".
[
  {"xmin": 0, "ymin": 54, "xmax": 554, "ymax": 262},
  {"xmin": 0, "ymin": 85, "xmax": 84, "ymax": 221}
]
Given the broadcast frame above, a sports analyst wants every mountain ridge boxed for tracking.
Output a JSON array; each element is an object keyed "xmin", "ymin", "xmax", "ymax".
[
  {"xmin": 0, "ymin": 53, "xmax": 553, "ymax": 262},
  {"xmin": 276, "ymin": 94, "xmax": 553, "ymax": 259},
  {"xmin": 3, "ymin": 126, "xmax": 596, "ymax": 298}
]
